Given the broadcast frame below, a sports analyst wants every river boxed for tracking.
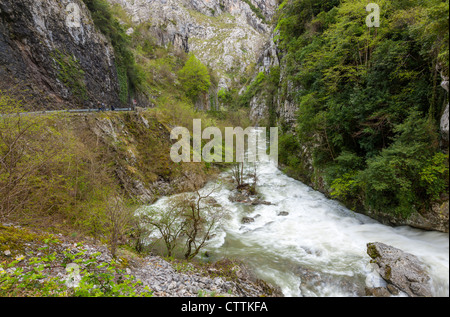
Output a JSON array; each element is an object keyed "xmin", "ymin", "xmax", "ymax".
[{"xmin": 146, "ymin": 129, "xmax": 449, "ymax": 297}]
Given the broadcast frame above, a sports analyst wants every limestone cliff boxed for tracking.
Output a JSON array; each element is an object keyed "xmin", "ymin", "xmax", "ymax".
[
  {"xmin": 0, "ymin": 0, "xmax": 120, "ymax": 110},
  {"xmin": 108, "ymin": 0, "xmax": 277, "ymax": 90}
]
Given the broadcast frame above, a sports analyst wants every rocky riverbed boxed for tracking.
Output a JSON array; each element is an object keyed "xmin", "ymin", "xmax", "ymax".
[{"xmin": 130, "ymin": 255, "xmax": 282, "ymax": 297}]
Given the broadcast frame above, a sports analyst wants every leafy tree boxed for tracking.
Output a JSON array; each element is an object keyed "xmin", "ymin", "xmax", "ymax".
[{"xmin": 178, "ymin": 54, "xmax": 211, "ymax": 101}]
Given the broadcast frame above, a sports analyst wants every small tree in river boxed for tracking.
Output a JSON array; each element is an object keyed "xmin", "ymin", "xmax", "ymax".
[{"xmin": 139, "ymin": 181, "xmax": 226, "ymax": 260}]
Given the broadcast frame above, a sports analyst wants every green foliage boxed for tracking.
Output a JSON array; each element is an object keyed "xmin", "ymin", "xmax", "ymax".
[
  {"xmin": 420, "ymin": 152, "xmax": 449, "ymax": 200},
  {"xmin": 274, "ymin": 0, "xmax": 449, "ymax": 217},
  {"xmin": 238, "ymin": 72, "xmax": 266, "ymax": 108},
  {"xmin": 0, "ymin": 242, "xmax": 153, "ymax": 297},
  {"xmin": 360, "ymin": 112, "xmax": 444, "ymax": 217},
  {"xmin": 117, "ymin": 65, "xmax": 129, "ymax": 104},
  {"xmin": 279, "ymin": 133, "xmax": 301, "ymax": 167},
  {"xmin": 63, "ymin": 249, "xmax": 152, "ymax": 297},
  {"xmin": 406, "ymin": 0, "xmax": 449, "ymax": 71},
  {"xmin": 218, "ymin": 88, "xmax": 233, "ymax": 104},
  {"xmin": 240, "ymin": 0, "xmax": 267, "ymax": 23},
  {"xmin": 330, "ymin": 172, "xmax": 361, "ymax": 201},
  {"xmin": 52, "ymin": 50, "xmax": 88, "ymax": 102},
  {"xmin": 178, "ymin": 54, "xmax": 211, "ymax": 101}
]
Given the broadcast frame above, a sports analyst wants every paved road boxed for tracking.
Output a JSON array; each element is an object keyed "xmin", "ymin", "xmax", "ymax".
[{"xmin": 0, "ymin": 108, "xmax": 134, "ymax": 117}]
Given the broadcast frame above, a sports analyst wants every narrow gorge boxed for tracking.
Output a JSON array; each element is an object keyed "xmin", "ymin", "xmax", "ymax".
[{"xmin": 0, "ymin": 0, "xmax": 448, "ymax": 299}]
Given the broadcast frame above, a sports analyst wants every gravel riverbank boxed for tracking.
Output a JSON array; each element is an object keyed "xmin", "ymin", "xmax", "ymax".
[{"xmin": 0, "ymin": 223, "xmax": 282, "ymax": 297}]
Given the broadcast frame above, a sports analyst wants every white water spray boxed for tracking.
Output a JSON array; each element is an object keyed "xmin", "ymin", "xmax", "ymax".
[{"xmin": 147, "ymin": 129, "xmax": 449, "ymax": 297}]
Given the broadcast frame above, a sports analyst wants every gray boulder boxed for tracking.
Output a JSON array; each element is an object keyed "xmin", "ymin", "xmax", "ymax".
[
  {"xmin": 242, "ymin": 217, "xmax": 255, "ymax": 224},
  {"xmin": 367, "ymin": 242, "xmax": 432, "ymax": 297}
]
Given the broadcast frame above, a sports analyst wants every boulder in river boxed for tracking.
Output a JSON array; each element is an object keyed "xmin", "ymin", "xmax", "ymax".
[
  {"xmin": 251, "ymin": 198, "xmax": 273, "ymax": 206},
  {"xmin": 229, "ymin": 192, "xmax": 251, "ymax": 203},
  {"xmin": 366, "ymin": 242, "xmax": 432, "ymax": 297},
  {"xmin": 242, "ymin": 217, "xmax": 255, "ymax": 224}
]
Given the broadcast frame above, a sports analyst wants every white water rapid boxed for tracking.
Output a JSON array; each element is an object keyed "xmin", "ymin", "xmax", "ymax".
[{"xmin": 145, "ymin": 129, "xmax": 449, "ymax": 297}]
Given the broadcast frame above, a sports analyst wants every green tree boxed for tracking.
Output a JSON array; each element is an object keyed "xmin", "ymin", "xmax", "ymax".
[{"xmin": 178, "ymin": 54, "xmax": 211, "ymax": 101}]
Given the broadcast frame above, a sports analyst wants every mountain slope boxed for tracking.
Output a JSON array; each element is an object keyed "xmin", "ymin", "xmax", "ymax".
[{"xmin": 108, "ymin": 0, "xmax": 277, "ymax": 90}]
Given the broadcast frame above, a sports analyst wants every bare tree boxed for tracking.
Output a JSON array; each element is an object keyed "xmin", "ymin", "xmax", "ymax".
[
  {"xmin": 231, "ymin": 162, "xmax": 245, "ymax": 188},
  {"xmin": 129, "ymin": 213, "xmax": 152, "ymax": 254},
  {"xmin": 104, "ymin": 197, "xmax": 134, "ymax": 258},
  {"xmin": 182, "ymin": 183, "xmax": 224, "ymax": 261},
  {"xmin": 0, "ymin": 101, "xmax": 56, "ymax": 221},
  {"xmin": 139, "ymin": 198, "xmax": 188, "ymax": 258},
  {"xmin": 138, "ymin": 177, "xmax": 226, "ymax": 261}
]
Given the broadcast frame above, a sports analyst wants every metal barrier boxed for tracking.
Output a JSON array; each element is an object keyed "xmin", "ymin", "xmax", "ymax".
[{"xmin": 0, "ymin": 108, "xmax": 134, "ymax": 117}]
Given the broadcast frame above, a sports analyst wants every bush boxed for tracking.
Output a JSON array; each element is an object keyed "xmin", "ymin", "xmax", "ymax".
[
  {"xmin": 52, "ymin": 49, "xmax": 88, "ymax": 103},
  {"xmin": 272, "ymin": 0, "xmax": 449, "ymax": 218},
  {"xmin": 360, "ymin": 112, "xmax": 444, "ymax": 217},
  {"xmin": 237, "ymin": 72, "xmax": 265, "ymax": 108}
]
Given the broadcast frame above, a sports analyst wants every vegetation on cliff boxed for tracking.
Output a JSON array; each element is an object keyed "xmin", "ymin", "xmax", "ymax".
[
  {"xmin": 82, "ymin": 0, "xmax": 144, "ymax": 102},
  {"xmin": 272, "ymin": 0, "xmax": 449, "ymax": 219}
]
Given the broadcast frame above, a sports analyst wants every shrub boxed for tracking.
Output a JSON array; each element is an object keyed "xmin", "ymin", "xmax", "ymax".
[{"xmin": 360, "ymin": 112, "xmax": 443, "ymax": 217}]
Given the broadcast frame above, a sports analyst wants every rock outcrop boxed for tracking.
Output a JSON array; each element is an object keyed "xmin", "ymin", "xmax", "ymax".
[
  {"xmin": 439, "ymin": 68, "xmax": 449, "ymax": 146},
  {"xmin": 87, "ymin": 111, "xmax": 211, "ymax": 204},
  {"xmin": 366, "ymin": 242, "xmax": 433, "ymax": 297},
  {"xmin": 442, "ymin": 103, "xmax": 449, "ymax": 145},
  {"xmin": 132, "ymin": 256, "xmax": 283, "ymax": 297},
  {"xmin": 365, "ymin": 203, "xmax": 449, "ymax": 234},
  {"xmin": 0, "ymin": 0, "xmax": 121, "ymax": 110},
  {"xmin": 249, "ymin": 32, "xmax": 301, "ymax": 128}
]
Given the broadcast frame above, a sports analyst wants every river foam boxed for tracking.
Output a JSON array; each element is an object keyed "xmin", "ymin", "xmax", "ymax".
[
  {"xmin": 146, "ymin": 129, "xmax": 449, "ymax": 297},
  {"xmin": 202, "ymin": 129, "xmax": 449, "ymax": 297}
]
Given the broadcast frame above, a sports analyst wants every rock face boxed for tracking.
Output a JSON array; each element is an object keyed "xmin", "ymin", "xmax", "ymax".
[
  {"xmin": 367, "ymin": 242, "xmax": 433, "ymax": 297},
  {"xmin": 442, "ymin": 103, "xmax": 449, "ymax": 144},
  {"xmin": 439, "ymin": 72, "xmax": 449, "ymax": 146},
  {"xmin": 88, "ymin": 111, "xmax": 210, "ymax": 204},
  {"xmin": 0, "ymin": 0, "xmax": 121, "ymax": 110},
  {"xmin": 363, "ymin": 202, "xmax": 449, "ymax": 233},
  {"xmin": 108, "ymin": 0, "xmax": 276, "ymax": 86},
  {"xmin": 249, "ymin": 33, "xmax": 301, "ymax": 128}
]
